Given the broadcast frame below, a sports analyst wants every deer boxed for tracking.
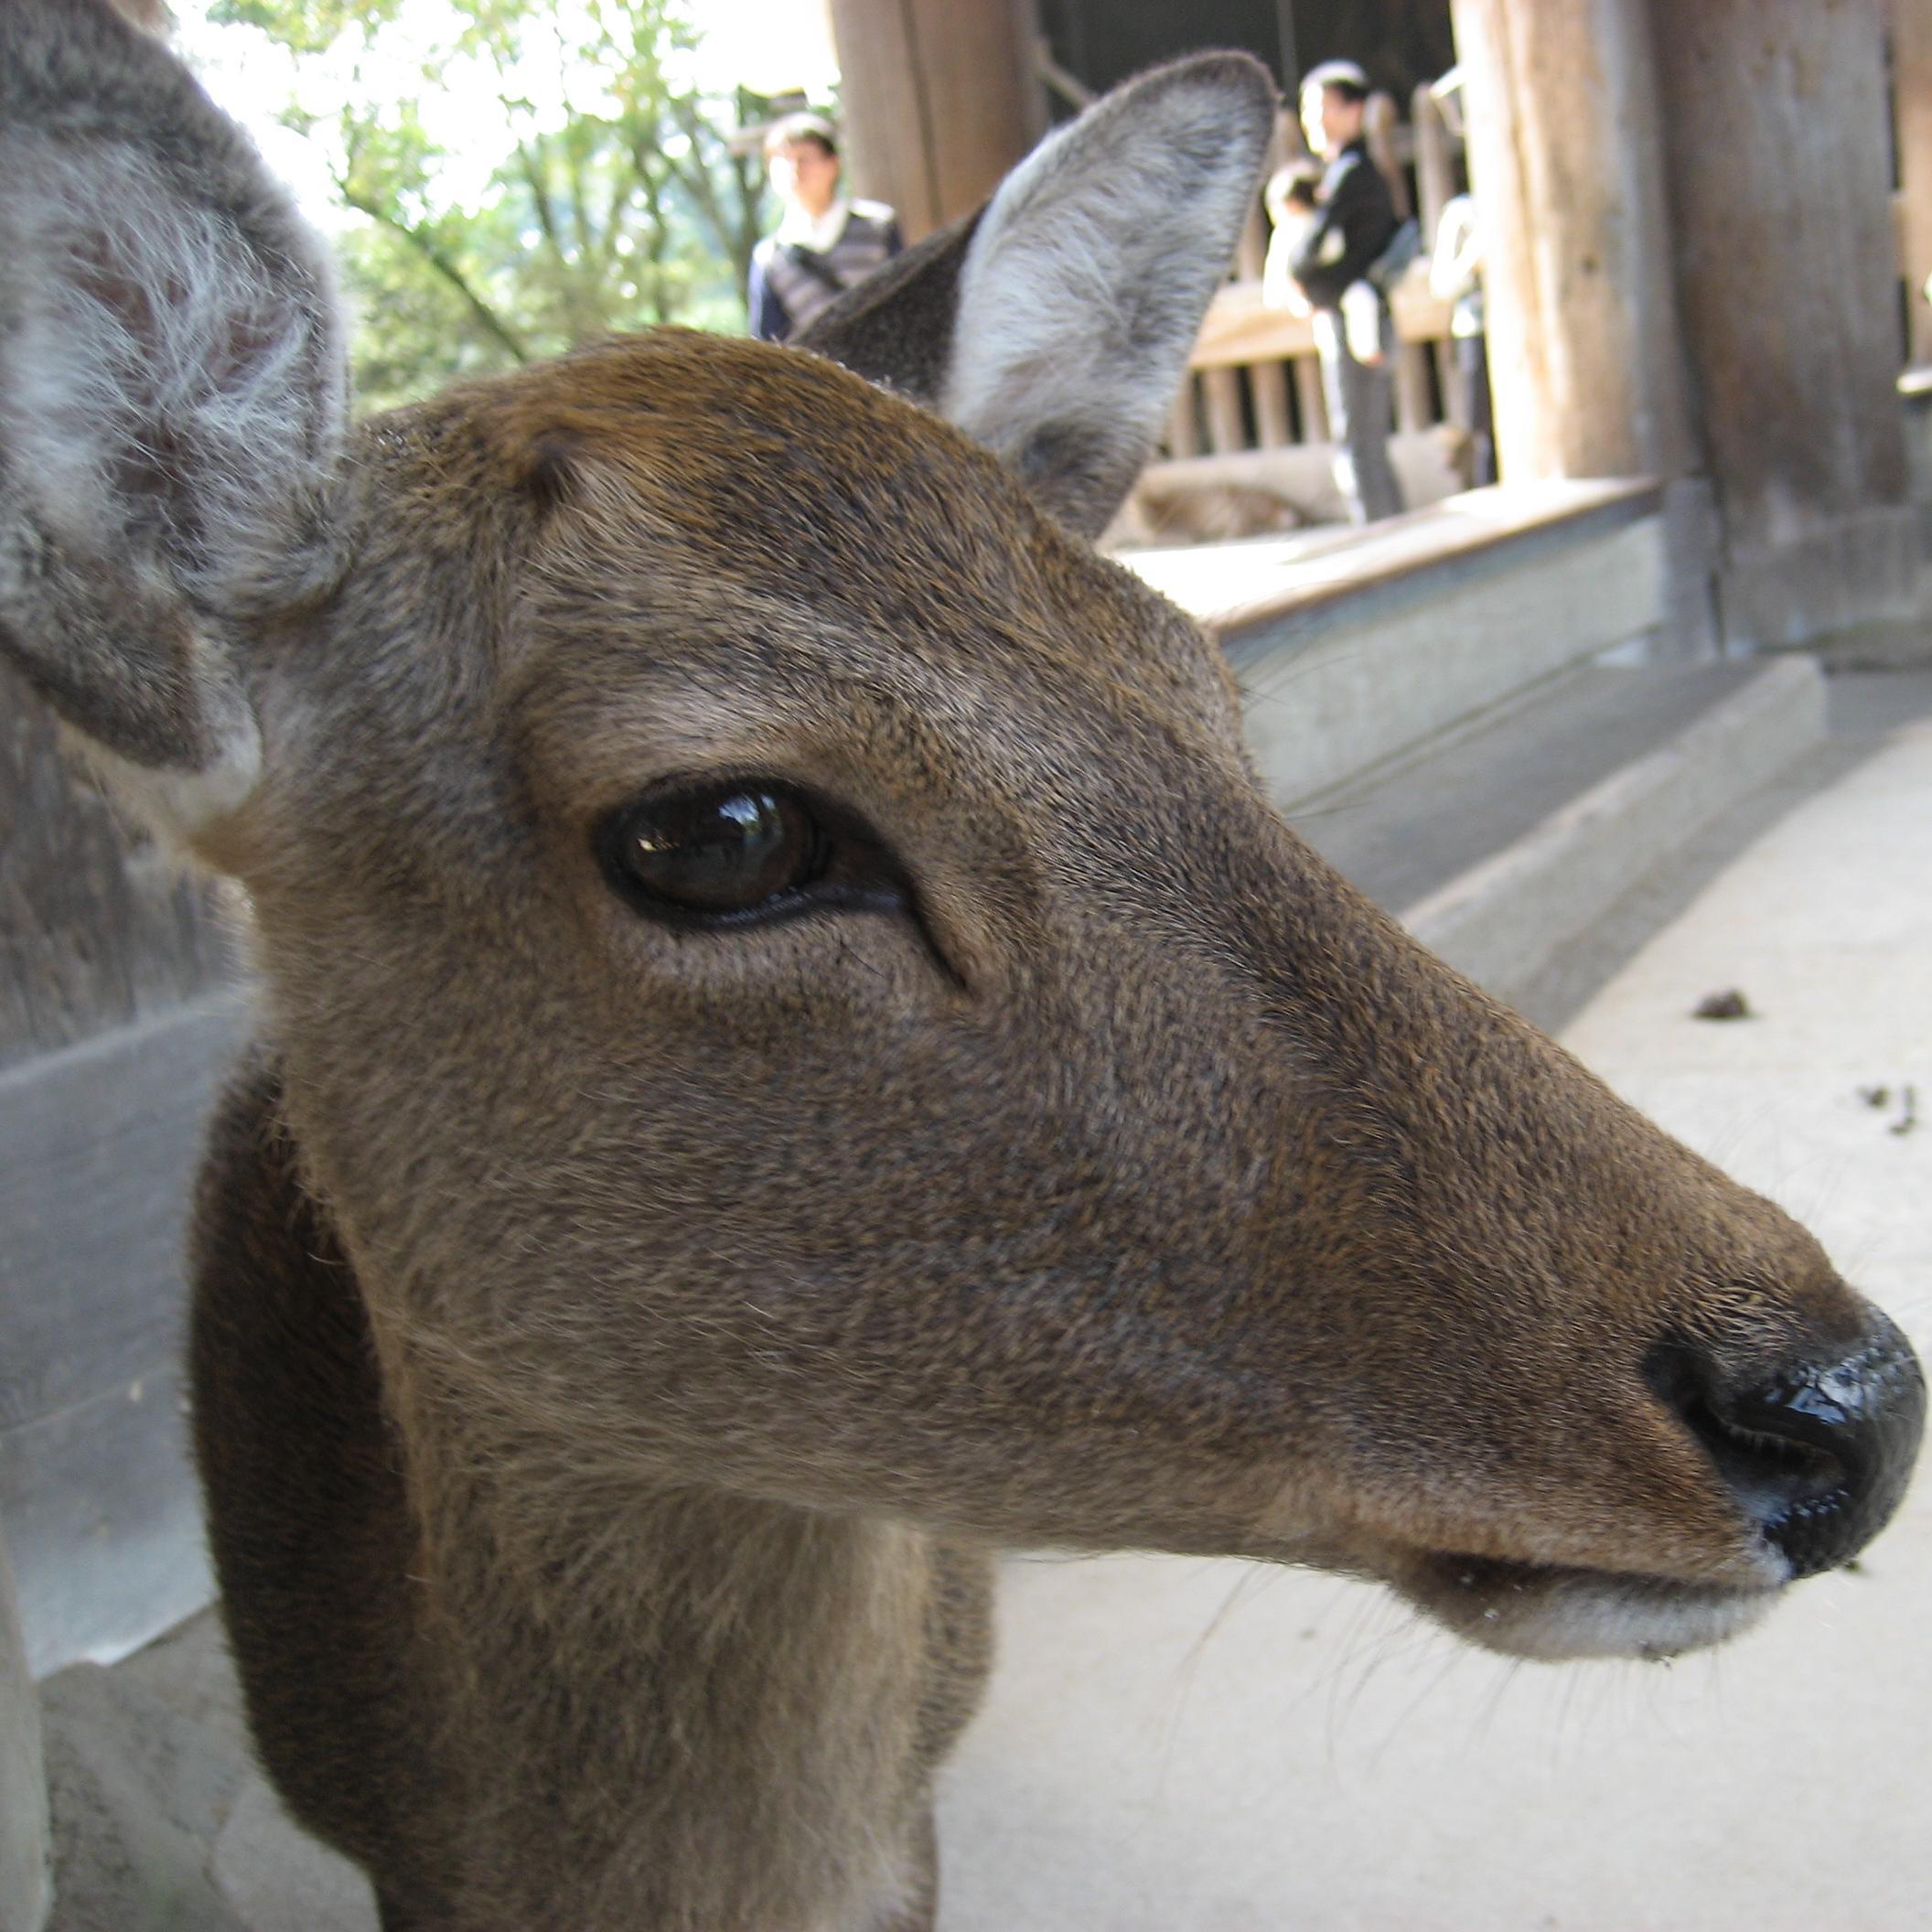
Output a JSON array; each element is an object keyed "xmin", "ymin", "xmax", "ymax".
[{"xmin": 1, "ymin": 5, "xmax": 1923, "ymax": 1928}]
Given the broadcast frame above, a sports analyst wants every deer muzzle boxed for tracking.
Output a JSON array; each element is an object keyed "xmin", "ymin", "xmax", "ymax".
[{"xmin": 1649, "ymin": 1307, "xmax": 1926, "ymax": 1582}]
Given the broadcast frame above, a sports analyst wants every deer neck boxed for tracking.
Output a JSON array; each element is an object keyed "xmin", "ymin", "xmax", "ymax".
[{"xmin": 382, "ymin": 1345, "xmax": 943, "ymax": 1931}]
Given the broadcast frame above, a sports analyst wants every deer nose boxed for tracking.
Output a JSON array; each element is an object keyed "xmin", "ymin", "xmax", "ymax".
[{"xmin": 1651, "ymin": 1312, "xmax": 1926, "ymax": 1580}]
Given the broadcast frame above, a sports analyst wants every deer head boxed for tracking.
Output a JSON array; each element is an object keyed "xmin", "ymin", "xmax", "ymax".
[{"xmin": 0, "ymin": 4, "xmax": 1921, "ymax": 1911}]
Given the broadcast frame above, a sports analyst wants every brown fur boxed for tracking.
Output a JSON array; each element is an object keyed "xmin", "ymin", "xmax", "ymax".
[
  {"xmin": 184, "ymin": 330, "xmax": 1897, "ymax": 1927},
  {"xmin": 2, "ymin": 12, "xmax": 1920, "ymax": 1927},
  {"xmin": 194, "ymin": 1056, "xmax": 989, "ymax": 1932}
]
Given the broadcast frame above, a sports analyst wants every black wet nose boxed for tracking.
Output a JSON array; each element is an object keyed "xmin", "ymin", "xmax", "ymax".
[{"xmin": 1650, "ymin": 1312, "xmax": 1926, "ymax": 1579}]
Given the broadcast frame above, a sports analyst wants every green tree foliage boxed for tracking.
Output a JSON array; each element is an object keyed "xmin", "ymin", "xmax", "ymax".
[{"xmin": 210, "ymin": 0, "xmax": 771, "ymax": 409}]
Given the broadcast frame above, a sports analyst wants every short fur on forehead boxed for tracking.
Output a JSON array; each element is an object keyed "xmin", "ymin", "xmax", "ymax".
[{"xmin": 457, "ymin": 331, "xmax": 1223, "ymax": 724}]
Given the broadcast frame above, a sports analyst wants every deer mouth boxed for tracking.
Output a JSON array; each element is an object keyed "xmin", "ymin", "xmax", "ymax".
[
  {"xmin": 1380, "ymin": 1312, "xmax": 1925, "ymax": 1662},
  {"xmin": 1392, "ymin": 1551, "xmax": 1781, "ymax": 1662}
]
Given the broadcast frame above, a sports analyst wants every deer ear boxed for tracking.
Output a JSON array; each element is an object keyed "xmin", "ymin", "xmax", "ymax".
[
  {"xmin": 798, "ymin": 55, "xmax": 1276, "ymax": 538},
  {"xmin": 0, "ymin": 0, "xmax": 347, "ymax": 846}
]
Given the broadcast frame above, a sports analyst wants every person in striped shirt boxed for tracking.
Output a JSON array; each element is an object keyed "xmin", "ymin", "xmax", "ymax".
[{"xmin": 748, "ymin": 113, "xmax": 902, "ymax": 344}]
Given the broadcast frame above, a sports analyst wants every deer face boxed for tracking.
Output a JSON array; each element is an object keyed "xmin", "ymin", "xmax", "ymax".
[
  {"xmin": 209, "ymin": 330, "xmax": 1918, "ymax": 1667},
  {"xmin": 2, "ymin": 3, "xmax": 1919, "ymax": 1679}
]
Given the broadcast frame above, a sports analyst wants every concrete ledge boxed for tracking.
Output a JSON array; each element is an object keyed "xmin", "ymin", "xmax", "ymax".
[
  {"xmin": 1206, "ymin": 486, "xmax": 1668, "ymax": 808},
  {"xmin": 1132, "ymin": 478, "xmax": 1661, "ymax": 638},
  {"xmin": 1290, "ymin": 662, "xmax": 1761, "ymax": 919},
  {"xmin": 1404, "ymin": 655, "xmax": 1827, "ymax": 1008}
]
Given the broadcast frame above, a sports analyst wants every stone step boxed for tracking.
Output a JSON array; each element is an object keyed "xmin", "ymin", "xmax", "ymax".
[
  {"xmin": 1132, "ymin": 478, "xmax": 1669, "ymax": 807},
  {"xmin": 1283, "ymin": 655, "xmax": 1828, "ymax": 1016}
]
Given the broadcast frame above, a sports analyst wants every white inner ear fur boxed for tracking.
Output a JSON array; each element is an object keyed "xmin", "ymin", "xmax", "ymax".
[
  {"xmin": 939, "ymin": 68, "xmax": 1268, "ymax": 466},
  {"xmin": 0, "ymin": 131, "xmax": 343, "ymax": 615}
]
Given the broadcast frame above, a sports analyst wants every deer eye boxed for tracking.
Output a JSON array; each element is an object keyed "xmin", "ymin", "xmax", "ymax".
[{"xmin": 597, "ymin": 783, "xmax": 828, "ymax": 918}]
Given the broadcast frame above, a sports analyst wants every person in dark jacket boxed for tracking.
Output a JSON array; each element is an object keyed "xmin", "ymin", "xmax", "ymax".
[
  {"xmin": 747, "ymin": 113, "xmax": 901, "ymax": 345},
  {"xmin": 1286, "ymin": 60, "xmax": 1405, "ymax": 522}
]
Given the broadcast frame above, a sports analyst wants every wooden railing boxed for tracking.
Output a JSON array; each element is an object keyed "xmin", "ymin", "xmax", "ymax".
[
  {"xmin": 1172, "ymin": 270, "xmax": 1455, "ymax": 456},
  {"xmin": 1171, "ymin": 102, "xmax": 1929, "ymax": 475},
  {"xmin": 1169, "ymin": 81, "xmax": 1466, "ymax": 467}
]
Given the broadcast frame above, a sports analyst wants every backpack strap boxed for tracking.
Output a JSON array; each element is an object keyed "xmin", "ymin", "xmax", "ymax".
[{"xmin": 780, "ymin": 243, "xmax": 850, "ymax": 297}]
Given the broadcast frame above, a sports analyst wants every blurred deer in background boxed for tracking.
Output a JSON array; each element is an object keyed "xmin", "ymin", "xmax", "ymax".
[{"xmin": 0, "ymin": 5, "xmax": 1921, "ymax": 1928}]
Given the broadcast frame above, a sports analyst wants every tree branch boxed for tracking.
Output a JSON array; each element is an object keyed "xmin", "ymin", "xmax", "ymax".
[{"xmin": 341, "ymin": 188, "xmax": 531, "ymax": 364}]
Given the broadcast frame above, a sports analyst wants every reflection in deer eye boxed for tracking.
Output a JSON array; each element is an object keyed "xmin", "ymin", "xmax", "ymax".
[{"xmin": 599, "ymin": 784, "xmax": 826, "ymax": 918}]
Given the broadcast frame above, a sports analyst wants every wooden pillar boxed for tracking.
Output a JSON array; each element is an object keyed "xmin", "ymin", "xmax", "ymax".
[
  {"xmin": 1165, "ymin": 385, "xmax": 1202, "ymax": 460},
  {"xmin": 1651, "ymin": 0, "xmax": 1917, "ymax": 648},
  {"xmin": 826, "ymin": 0, "xmax": 1042, "ymax": 242},
  {"xmin": 1202, "ymin": 367, "xmax": 1247, "ymax": 456},
  {"xmin": 1293, "ymin": 356, "xmax": 1328, "ymax": 442},
  {"xmin": 1448, "ymin": 0, "xmax": 1700, "ymax": 484},
  {"xmin": 1897, "ymin": 0, "xmax": 1932, "ymax": 365}
]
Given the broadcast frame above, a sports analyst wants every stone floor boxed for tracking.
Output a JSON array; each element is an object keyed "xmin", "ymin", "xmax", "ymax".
[{"xmin": 35, "ymin": 686, "xmax": 1932, "ymax": 1931}]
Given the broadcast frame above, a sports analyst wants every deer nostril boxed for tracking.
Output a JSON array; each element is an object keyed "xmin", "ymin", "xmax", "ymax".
[{"xmin": 1648, "ymin": 1313, "xmax": 1927, "ymax": 1581}]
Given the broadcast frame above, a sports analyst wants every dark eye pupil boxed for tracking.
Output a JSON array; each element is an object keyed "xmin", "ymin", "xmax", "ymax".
[{"xmin": 606, "ymin": 786, "xmax": 821, "ymax": 915}]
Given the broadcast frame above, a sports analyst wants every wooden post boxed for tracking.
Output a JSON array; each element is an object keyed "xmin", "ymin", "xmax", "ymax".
[
  {"xmin": 1363, "ymin": 93, "xmax": 1412, "ymax": 220},
  {"xmin": 1448, "ymin": 0, "xmax": 1723, "ymax": 651},
  {"xmin": 1250, "ymin": 362, "xmax": 1295, "ymax": 450},
  {"xmin": 1650, "ymin": 0, "xmax": 1917, "ymax": 647},
  {"xmin": 1202, "ymin": 367, "xmax": 1247, "ymax": 455},
  {"xmin": 1165, "ymin": 385, "xmax": 1202, "ymax": 460},
  {"xmin": 1392, "ymin": 346, "xmax": 1431, "ymax": 435},
  {"xmin": 1892, "ymin": 0, "xmax": 1932, "ymax": 364},
  {"xmin": 1448, "ymin": 0, "xmax": 1700, "ymax": 485},
  {"xmin": 1453, "ymin": 0, "xmax": 1919, "ymax": 649},
  {"xmin": 826, "ymin": 0, "xmax": 1040, "ymax": 242}
]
